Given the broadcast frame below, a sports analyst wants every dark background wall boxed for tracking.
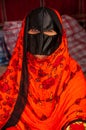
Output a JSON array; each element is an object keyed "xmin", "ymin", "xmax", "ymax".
[{"xmin": 0, "ymin": 0, "xmax": 86, "ymax": 23}]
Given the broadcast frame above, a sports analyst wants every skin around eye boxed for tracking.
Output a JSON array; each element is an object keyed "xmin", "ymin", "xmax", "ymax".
[
  {"xmin": 28, "ymin": 29, "xmax": 57, "ymax": 36},
  {"xmin": 28, "ymin": 29, "xmax": 40, "ymax": 34},
  {"xmin": 43, "ymin": 30, "xmax": 57, "ymax": 36}
]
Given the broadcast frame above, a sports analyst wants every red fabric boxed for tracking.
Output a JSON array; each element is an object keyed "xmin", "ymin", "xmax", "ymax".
[
  {"xmin": 6, "ymin": 127, "xmax": 18, "ymax": 130},
  {"xmin": 0, "ymin": 20, "xmax": 24, "ymax": 129},
  {"xmin": 0, "ymin": 8, "xmax": 86, "ymax": 130},
  {"xmin": 70, "ymin": 123, "xmax": 85, "ymax": 130}
]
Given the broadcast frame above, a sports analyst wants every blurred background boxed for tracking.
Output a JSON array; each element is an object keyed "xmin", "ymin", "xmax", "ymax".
[{"xmin": 0, "ymin": 0, "xmax": 86, "ymax": 28}]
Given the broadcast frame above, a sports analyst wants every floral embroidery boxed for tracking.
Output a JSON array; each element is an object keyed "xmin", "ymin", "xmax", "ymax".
[
  {"xmin": 55, "ymin": 95, "xmax": 60, "ymax": 103},
  {"xmin": 38, "ymin": 69, "xmax": 47, "ymax": 77},
  {"xmin": 65, "ymin": 64, "xmax": 69, "ymax": 71},
  {"xmin": 75, "ymin": 98, "xmax": 81, "ymax": 105},
  {"xmin": 5, "ymin": 96, "xmax": 16, "ymax": 107},
  {"xmin": 0, "ymin": 109, "xmax": 10, "ymax": 121},
  {"xmin": 11, "ymin": 59, "xmax": 19, "ymax": 67},
  {"xmin": 53, "ymin": 55, "xmax": 64, "ymax": 68},
  {"xmin": 0, "ymin": 83, "xmax": 9, "ymax": 93},
  {"xmin": 29, "ymin": 66, "xmax": 36, "ymax": 74},
  {"xmin": 40, "ymin": 114, "xmax": 47, "ymax": 120},
  {"xmin": 42, "ymin": 77, "xmax": 55, "ymax": 89},
  {"xmin": 0, "ymin": 94, "xmax": 3, "ymax": 101}
]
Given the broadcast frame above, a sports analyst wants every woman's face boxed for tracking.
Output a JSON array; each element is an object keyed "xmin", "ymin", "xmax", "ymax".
[
  {"xmin": 26, "ymin": 7, "xmax": 62, "ymax": 56},
  {"xmin": 28, "ymin": 28, "xmax": 57, "ymax": 59}
]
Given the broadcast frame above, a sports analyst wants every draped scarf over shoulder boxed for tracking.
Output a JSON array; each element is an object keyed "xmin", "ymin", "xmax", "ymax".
[{"xmin": 0, "ymin": 8, "xmax": 86, "ymax": 130}]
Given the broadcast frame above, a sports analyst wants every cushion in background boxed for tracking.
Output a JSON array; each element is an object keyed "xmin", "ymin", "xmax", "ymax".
[
  {"xmin": 62, "ymin": 15, "xmax": 86, "ymax": 74},
  {"xmin": 0, "ymin": 30, "xmax": 9, "ymax": 65},
  {"xmin": 3, "ymin": 21, "xmax": 22, "ymax": 55}
]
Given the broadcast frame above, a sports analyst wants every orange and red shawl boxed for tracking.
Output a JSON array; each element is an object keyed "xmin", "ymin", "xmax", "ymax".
[{"xmin": 0, "ymin": 9, "xmax": 86, "ymax": 130}]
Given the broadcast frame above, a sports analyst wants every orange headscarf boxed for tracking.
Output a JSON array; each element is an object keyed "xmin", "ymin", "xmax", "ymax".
[{"xmin": 0, "ymin": 8, "xmax": 86, "ymax": 130}]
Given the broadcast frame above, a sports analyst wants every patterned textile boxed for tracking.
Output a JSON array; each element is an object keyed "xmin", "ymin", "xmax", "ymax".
[
  {"xmin": 0, "ymin": 8, "xmax": 86, "ymax": 130},
  {"xmin": 0, "ymin": 30, "xmax": 9, "ymax": 65},
  {"xmin": 3, "ymin": 21, "xmax": 22, "ymax": 55},
  {"xmin": 62, "ymin": 15, "xmax": 86, "ymax": 74}
]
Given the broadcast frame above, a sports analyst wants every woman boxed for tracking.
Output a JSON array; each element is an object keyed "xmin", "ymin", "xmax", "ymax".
[{"xmin": 0, "ymin": 7, "xmax": 86, "ymax": 130}]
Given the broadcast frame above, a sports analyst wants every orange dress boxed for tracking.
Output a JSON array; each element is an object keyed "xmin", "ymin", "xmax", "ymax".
[{"xmin": 0, "ymin": 9, "xmax": 86, "ymax": 130}]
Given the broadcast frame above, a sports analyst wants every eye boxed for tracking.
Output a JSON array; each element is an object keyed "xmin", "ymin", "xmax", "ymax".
[
  {"xmin": 43, "ymin": 30, "xmax": 57, "ymax": 36},
  {"xmin": 28, "ymin": 29, "xmax": 40, "ymax": 34}
]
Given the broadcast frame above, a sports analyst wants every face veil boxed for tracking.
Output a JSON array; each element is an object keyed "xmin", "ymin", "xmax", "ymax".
[{"xmin": 24, "ymin": 7, "xmax": 63, "ymax": 55}]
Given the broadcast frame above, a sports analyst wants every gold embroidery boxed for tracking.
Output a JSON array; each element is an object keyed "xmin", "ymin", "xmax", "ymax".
[
  {"xmin": 66, "ymin": 122, "xmax": 86, "ymax": 130},
  {"xmin": 84, "ymin": 122, "xmax": 86, "ymax": 130},
  {"xmin": 50, "ymin": 93, "xmax": 53, "ymax": 100},
  {"xmin": 66, "ymin": 125, "xmax": 70, "ymax": 130},
  {"xmin": 39, "ymin": 84, "xmax": 43, "ymax": 88}
]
